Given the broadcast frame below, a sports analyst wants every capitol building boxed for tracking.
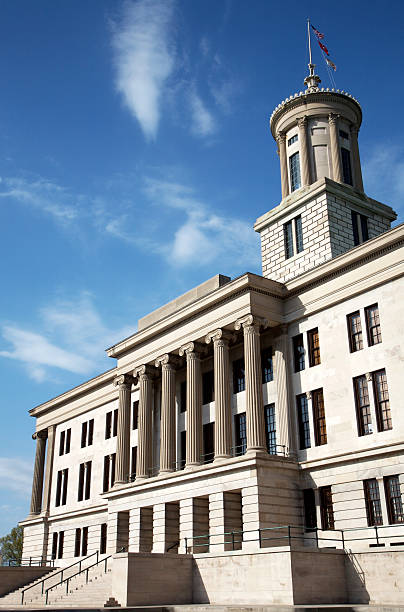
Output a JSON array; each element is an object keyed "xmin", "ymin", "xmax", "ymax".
[{"xmin": 2, "ymin": 63, "xmax": 404, "ymax": 608}]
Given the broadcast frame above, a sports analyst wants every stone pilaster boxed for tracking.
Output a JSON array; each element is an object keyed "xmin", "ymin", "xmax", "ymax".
[
  {"xmin": 206, "ymin": 329, "xmax": 232, "ymax": 461},
  {"xmin": 350, "ymin": 124, "xmax": 364, "ymax": 191},
  {"xmin": 134, "ymin": 365, "xmax": 155, "ymax": 479},
  {"xmin": 297, "ymin": 116, "xmax": 310, "ymax": 186},
  {"xmin": 276, "ymin": 132, "xmax": 289, "ymax": 199},
  {"xmin": 29, "ymin": 430, "xmax": 47, "ymax": 516},
  {"xmin": 41, "ymin": 425, "xmax": 55, "ymax": 515},
  {"xmin": 234, "ymin": 315, "xmax": 267, "ymax": 454},
  {"xmin": 328, "ymin": 113, "xmax": 343, "ymax": 183},
  {"xmin": 179, "ymin": 342, "xmax": 203, "ymax": 468},
  {"xmin": 155, "ymin": 354, "xmax": 177, "ymax": 473},
  {"xmin": 114, "ymin": 374, "xmax": 134, "ymax": 485},
  {"xmin": 274, "ymin": 325, "xmax": 295, "ymax": 454}
]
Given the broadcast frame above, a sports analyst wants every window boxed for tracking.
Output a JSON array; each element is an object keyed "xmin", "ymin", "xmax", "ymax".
[
  {"xmin": 363, "ymin": 479, "xmax": 383, "ymax": 526},
  {"xmin": 384, "ymin": 476, "xmax": 404, "ymax": 524},
  {"xmin": 296, "ymin": 394, "xmax": 311, "ymax": 450},
  {"xmin": 103, "ymin": 454, "xmax": 116, "ymax": 492},
  {"xmin": 202, "ymin": 370, "xmax": 214, "ymax": 405},
  {"xmin": 284, "ymin": 216, "xmax": 304, "ymax": 260},
  {"xmin": 373, "ymin": 369, "xmax": 391, "ymax": 431},
  {"xmin": 52, "ymin": 531, "xmax": 64, "ymax": 560},
  {"xmin": 308, "ymin": 328, "xmax": 321, "ymax": 367},
  {"xmin": 339, "ymin": 129, "xmax": 349, "ymax": 140},
  {"xmin": 203, "ymin": 422, "xmax": 215, "ymax": 463},
  {"xmin": 365, "ymin": 304, "xmax": 382, "ymax": 346},
  {"xmin": 180, "ymin": 430, "xmax": 186, "ymax": 469},
  {"xmin": 81, "ymin": 420, "xmax": 94, "ymax": 448},
  {"xmin": 235, "ymin": 413, "xmax": 247, "ymax": 456},
  {"xmin": 295, "ymin": 216, "xmax": 303, "ymax": 253},
  {"xmin": 100, "ymin": 523, "xmax": 107, "ymax": 555},
  {"xmin": 312, "ymin": 389, "xmax": 327, "ymax": 446},
  {"xmin": 351, "ymin": 210, "xmax": 369, "ymax": 246},
  {"xmin": 353, "ymin": 375, "xmax": 372, "ymax": 436},
  {"xmin": 303, "ymin": 489, "xmax": 317, "ymax": 531},
  {"xmin": 289, "ymin": 151, "xmax": 301, "ymax": 192},
  {"xmin": 131, "ymin": 446, "xmax": 137, "ymax": 481},
  {"xmin": 264, "ymin": 404, "xmax": 276, "ymax": 455},
  {"xmin": 284, "ymin": 220, "xmax": 294, "ymax": 259},
  {"xmin": 132, "ymin": 401, "xmax": 139, "ymax": 429},
  {"xmin": 180, "ymin": 381, "xmax": 187, "ymax": 413},
  {"xmin": 261, "ymin": 347, "xmax": 273, "ymax": 383},
  {"xmin": 55, "ymin": 468, "xmax": 68, "ymax": 507},
  {"xmin": 341, "ymin": 147, "xmax": 353, "ymax": 185},
  {"xmin": 319, "ymin": 486, "xmax": 334, "ymax": 530},
  {"xmin": 347, "ymin": 311, "xmax": 363, "ymax": 352},
  {"xmin": 293, "ymin": 334, "xmax": 305, "ymax": 372},
  {"xmin": 288, "ymin": 134, "xmax": 298, "ymax": 146},
  {"xmin": 59, "ymin": 429, "xmax": 71, "ymax": 456},
  {"xmin": 105, "ymin": 409, "xmax": 118, "ymax": 439},
  {"xmin": 233, "ymin": 358, "xmax": 245, "ymax": 393},
  {"xmin": 78, "ymin": 461, "xmax": 92, "ymax": 501},
  {"xmin": 74, "ymin": 527, "xmax": 89, "ymax": 557}
]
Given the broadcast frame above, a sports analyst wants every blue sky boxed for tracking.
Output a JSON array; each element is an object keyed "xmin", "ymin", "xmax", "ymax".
[{"xmin": 0, "ymin": 0, "xmax": 403, "ymax": 537}]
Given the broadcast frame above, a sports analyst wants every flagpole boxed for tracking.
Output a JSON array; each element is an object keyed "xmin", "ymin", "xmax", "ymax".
[{"xmin": 307, "ymin": 18, "xmax": 312, "ymax": 67}]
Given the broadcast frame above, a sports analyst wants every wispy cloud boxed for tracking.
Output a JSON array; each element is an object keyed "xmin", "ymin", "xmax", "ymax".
[
  {"xmin": 111, "ymin": 0, "xmax": 176, "ymax": 140},
  {"xmin": 188, "ymin": 86, "xmax": 216, "ymax": 137},
  {"xmin": 0, "ymin": 457, "xmax": 32, "ymax": 495}
]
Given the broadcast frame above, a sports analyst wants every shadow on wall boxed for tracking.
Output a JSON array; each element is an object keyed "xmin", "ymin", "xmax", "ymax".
[
  {"xmin": 345, "ymin": 550, "xmax": 370, "ymax": 604},
  {"xmin": 192, "ymin": 560, "xmax": 209, "ymax": 604}
]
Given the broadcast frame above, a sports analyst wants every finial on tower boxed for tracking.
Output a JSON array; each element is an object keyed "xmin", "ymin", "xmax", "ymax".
[{"xmin": 305, "ymin": 19, "xmax": 321, "ymax": 92}]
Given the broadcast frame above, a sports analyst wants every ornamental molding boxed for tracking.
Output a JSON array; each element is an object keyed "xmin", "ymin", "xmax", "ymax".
[
  {"xmin": 155, "ymin": 353, "xmax": 182, "ymax": 369},
  {"xmin": 205, "ymin": 328, "xmax": 235, "ymax": 345},
  {"xmin": 178, "ymin": 341, "xmax": 205, "ymax": 357},
  {"xmin": 113, "ymin": 373, "xmax": 135, "ymax": 388},
  {"xmin": 133, "ymin": 364, "xmax": 159, "ymax": 380},
  {"xmin": 234, "ymin": 314, "xmax": 268, "ymax": 331}
]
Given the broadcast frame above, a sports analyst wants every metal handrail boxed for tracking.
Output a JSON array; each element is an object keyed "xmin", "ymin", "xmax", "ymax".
[
  {"xmin": 5, "ymin": 556, "xmax": 55, "ymax": 567},
  {"xmin": 21, "ymin": 549, "xmax": 99, "ymax": 604}
]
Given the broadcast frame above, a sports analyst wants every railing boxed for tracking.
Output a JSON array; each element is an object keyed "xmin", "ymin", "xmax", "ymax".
[
  {"xmin": 4, "ymin": 556, "xmax": 55, "ymax": 567},
  {"xmin": 184, "ymin": 523, "xmax": 404, "ymax": 553}
]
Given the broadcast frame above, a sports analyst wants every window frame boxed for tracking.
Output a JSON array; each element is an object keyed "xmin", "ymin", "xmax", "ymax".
[
  {"xmin": 384, "ymin": 476, "xmax": 404, "ymax": 524},
  {"xmin": 319, "ymin": 485, "xmax": 335, "ymax": 530},
  {"xmin": 365, "ymin": 304, "xmax": 382, "ymax": 346},
  {"xmin": 289, "ymin": 151, "xmax": 301, "ymax": 192},
  {"xmin": 307, "ymin": 328, "xmax": 321, "ymax": 367},
  {"xmin": 353, "ymin": 375, "xmax": 373, "ymax": 436},
  {"xmin": 347, "ymin": 311, "xmax": 363, "ymax": 353},
  {"xmin": 233, "ymin": 358, "xmax": 246, "ymax": 394},
  {"xmin": 292, "ymin": 333, "xmax": 305, "ymax": 372},
  {"xmin": 296, "ymin": 394, "xmax": 311, "ymax": 450},
  {"xmin": 261, "ymin": 347, "xmax": 273, "ymax": 383},
  {"xmin": 372, "ymin": 369, "xmax": 392, "ymax": 432},
  {"xmin": 363, "ymin": 479, "xmax": 383, "ymax": 527},
  {"xmin": 312, "ymin": 388, "xmax": 327, "ymax": 446},
  {"xmin": 235, "ymin": 412, "xmax": 247, "ymax": 456}
]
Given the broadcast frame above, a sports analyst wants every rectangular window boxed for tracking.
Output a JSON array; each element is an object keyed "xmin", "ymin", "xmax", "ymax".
[
  {"xmin": 373, "ymin": 369, "xmax": 392, "ymax": 431},
  {"xmin": 131, "ymin": 446, "xmax": 137, "ymax": 480},
  {"xmin": 320, "ymin": 486, "xmax": 334, "ymax": 530},
  {"xmin": 100, "ymin": 523, "xmax": 107, "ymax": 555},
  {"xmin": 308, "ymin": 328, "xmax": 321, "ymax": 367},
  {"xmin": 59, "ymin": 429, "xmax": 71, "ymax": 455},
  {"xmin": 347, "ymin": 311, "xmax": 363, "ymax": 352},
  {"xmin": 365, "ymin": 304, "xmax": 382, "ymax": 346},
  {"xmin": 113, "ymin": 408, "xmax": 118, "ymax": 437},
  {"xmin": 233, "ymin": 358, "xmax": 245, "ymax": 393},
  {"xmin": 52, "ymin": 531, "xmax": 64, "ymax": 559},
  {"xmin": 293, "ymin": 334, "xmax": 305, "ymax": 372},
  {"xmin": 78, "ymin": 463, "xmax": 85, "ymax": 502},
  {"xmin": 289, "ymin": 151, "xmax": 301, "ymax": 192},
  {"xmin": 82, "ymin": 526, "xmax": 88, "ymax": 556},
  {"xmin": 284, "ymin": 220, "xmax": 294, "ymax": 259},
  {"xmin": 74, "ymin": 528, "xmax": 81, "ymax": 557},
  {"xmin": 88, "ymin": 420, "xmax": 93, "ymax": 446},
  {"xmin": 57, "ymin": 532, "xmax": 64, "ymax": 559},
  {"xmin": 180, "ymin": 430, "xmax": 186, "ymax": 469},
  {"xmin": 353, "ymin": 375, "xmax": 372, "ymax": 436},
  {"xmin": 296, "ymin": 394, "xmax": 311, "ymax": 450},
  {"xmin": 81, "ymin": 422, "xmax": 88, "ymax": 448},
  {"xmin": 132, "ymin": 401, "xmax": 139, "ymax": 429},
  {"xmin": 312, "ymin": 389, "xmax": 327, "ymax": 446},
  {"xmin": 56, "ymin": 469, "xmax": 68, "ymax": 506},
  {"xmin": 235, "ymin": 413, "xmax": 247, "ymax": 456},
  {"xmin": 202, "ymin": 370, "xmax": 214, "ymax": 405},
  {"xmin": 384, "ymin": 476, "xmax": 404, "ymax": 524},
  {"xmin": 264, "ymin": 404, "xmax": 276, "ymax": 455},
  {"xmin": 288, "ymin": 134, "xmax": 298, "ymax": 146},
  {"xmin": 59, "ymin": 430, "xmax": 65, "ymax": 456},
  {"xmin": 105, "ymin": 409, "xmax": 118, "ymax": 439},
  {"xmin": 303, "ymin": 488, "xmax": 317, "ymax": 531},
  {"xmin": 105, "ymin": 411, "xmax": 112, "ymax": 439},
  {"xmin": 364, "ymin": 479, "xmax": 383, "ymax": 526},
  {"xmin": 203, "ymin": 422, "xmax": 215, "ymax": 463},
  {"xmin": 85, "ymin": 461, "xmax": 91, "ymax": 500},
  {"xmin": 351, "ymin": 211, "xmax": 369, "ymax": 246},
  {"xmin": 341, "ymin": 147, "xmax": 353, "ymax": 185},
  {"xmin": 261, "ymin": 347, "xmax": 273, "ymax": 383},
  {"xmin": 81, "ymin": 420, "xmax": 94, "ymax": 448},
  {"xmin": 180, "ymin": 381, "xmax": 187, "ymax": 413},
  {"xmin": 103, "ymin": 454, "xmax": 116, "ymax": 492},
  {"xmin": 52, "ymin": 532, "xmax": 58, "ymax": 559},
  {"xmin": 295, "ymin": 215, "xmax": 303, "ymax": 253}
]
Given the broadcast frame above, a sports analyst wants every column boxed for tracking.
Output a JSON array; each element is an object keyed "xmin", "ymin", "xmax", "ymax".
[
  {"xmin": 206, "ymin": 329, "xmax": 232, "ymax": 461},
  {"xmin": 178, "ymin": 498, "xmax": 194, "ymax": 553},
  {"xmin": 134, "ymin": 365, "xmax": 155, "ymax": 479},
  {"xmin": 29, "ymin": 431, "xmax": 47, "ymax": 516},
  {"xmin": 328, "ymin": 113, "xmax": 343, "ymax": 183},
  {"xmin": 276, "ymin": 131, "xmax": 289, "ymax": 199},
  {"xmin": 297, "ymin": 116, "xmax": 310, "ymax": 186},
  {"xmin": 114, "ymin": 373, "xmax": 134, "ymax": 485},
  {"xmin": 209, "ymin": 492, "xmax": 226, "ymax": 552},
  {"xmin": 152, "ymin": 502, "xmax": 166, "ymax": 553},
  {"xmin": 274, "ymin": 325, "xmax": 296, "ymax": 454},
  {"xmin": 155, "ymin": 354, "xmax": 177, "ymax": 473},
  {"xmin": 234, "ymin": 315, "xmax": 267, "ymax": 454},
  {"xmin": 179, "ymin": 342, "xmax": 203, "ymax": 468},
  {"xmin": 350, "ymin": 124, "xmax": 364, "ymax": 191},
  {"xmin": 41, "ymin": 425, "xmax": 55, "ymax": 515}
]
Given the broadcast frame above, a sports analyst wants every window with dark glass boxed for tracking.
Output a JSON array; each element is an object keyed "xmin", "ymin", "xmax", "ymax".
[
  {"xmin": 81, "ymin": 420, "xmax": 93, "ymax": 448},
  {"xmin": 132, "ymin": 401, "xmax": 139, "ymax": 429},
  {"xmin": 202, "ymin": 370, "xmax": 214, "ymax": 404},
  {"xmin": 131, "ymin": 446, "xmax": 137, "ymax": 480},
  {"xmin": 289, "ymin": 151, "xmax": 301, "ymax": 192},
  {"xmin": 233, "ymin": 358, "xmax": 245, "ymax": 393},
  {"xmin": 365, "ymin": 304, "xmax": 382, "ymax": 346},
  {"xmin": 295, "ymin": 215, "xmax": 303, "ymax": 253},
  {"xmin": 347, "ymin": 311, "xmax": 363, "ymax": 352},
  {"xmin": 384, "ymin": 476, "xmax": 404, "ymax": 524},
  {"xmin": 364, "ymin": 479, "xmax": 383, "ymax": 526},
  {"xmin": 203, "ymin": 422, "xmax": 215, "ymax": 463},
  {"xmin": 373, "ymin": 369, "xmax": 391, "ymax": 431},
  {"xmin": 264, "ymin": 404, "xmax": 276, "ymax": 455},
  {"xmin": 293, "ymin": 334, "xmax": 305, "ymax": 372},
  {"xmin": 296, "ymin": 394, "xmax": 311, "ymax": 449},
  {"xmin": 320, "ymin": 485, "xmax": 334, "ymax": 530},
  {"xmin": 74, "ymin": 528, "xmax": 81, "ymax": 557},
  {"xmin": 284, "ymin": 220, "xmax": 294, "ymax": 259},
  {"xmin": 59, "ymin": 429, "xmax": 71, "ymax": 456},
  {"xmin": 312, "ymin": 389, "xmax": 327, "ymax": 446},
  {"xmin": 303, "ymin": 488, "xmax": 317, "ymax": 531},
  {"xmin": 105, "ymin": 409, "xmax": 118, "ymax": 439},
  {"xmin": 288, "ymin": 134, "xmax": 298, "ymax": 146},
  {"xmin": 100, "ymin": 523, "xmax": 107, "ymax": 555},
  {"xmin": 351, "ymin": 211, "xmax": 369, "ymax": 246},
  {"xmin": 235, "ymin": 413, "xmax": 247, "ymax": 455},
  {"xmin": 52, "ymin": 531, "xmax": 64, "ymax": 560},
  {"xmin": 341, "ymin": 147, "xmax": 353, "ymax": 185},
  {"xmin": 261, "ymin": 347, "xmax": 273, "ymax": 383},
  {"xmin": 180, "ymin": 430, "xmax": 186, "ymax": 469},
  {"xmin": 75, "ymin": 527, "xmax": 88, "ymax": 557},
  {"xmin": 103, "ymin": 454, "xmax": 116, "ymax": 492},
  {"xmin": 353, "ymin": 375, "xmax": 372, "ymax": 436},
  {"xmin": 339, "ymin": 129, "xmax": 349, "ymax": 140},
  {"xmin": 308, "ymin": 328, "xmax": 321, "ymax": 367},
  {"xmin": 55, "ymin": 468, "xmax": 68, "ymax": 507},
  {"xmin": 78, "ymin": 461, "xmax": 92, "ymax": 501},
  {"xmin": 180, "ymin": 381, "xmax": 187, "ymax": 413}
]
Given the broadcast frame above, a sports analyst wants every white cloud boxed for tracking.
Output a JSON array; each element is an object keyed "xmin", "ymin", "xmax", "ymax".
[
  {"xmin": 111, "ymin": 0, "xmax": 176, "ymax": 140},
  {"xmin": 188, "ymin": 87, "xmax": 216, "ymax": 137},
  {"xmin": 0, "ymin": 457, "xmax": 32, "ymax": 495}
]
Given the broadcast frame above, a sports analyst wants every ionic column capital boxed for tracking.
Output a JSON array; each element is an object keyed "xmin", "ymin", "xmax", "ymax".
[
  {"xmin": 155, "ymin": 353, "xmax": 181, "ymax": 370},
  {"xmin": 133, "ymin": 364, "xmax": 158, "ymax": 380},
  {"xmin": 113, "ymin": 373, "xmax": 135, "ymax": 389},
  {"xmin": 234, "ymin": 314, "xmax": 268, "ymax": 333},
  {"xmin": 32, "ymin": 430, "xmax": 48, "ymax": 441},
  {"xmin": 328, "ymin": 112, "xmax": 340, "ymax": 126},
  {"xmin": 205, "ymin": 328, "xmax": 235, "ymax": 346},
  {"xmin": 297, "ymin": 116, "xmax": 308, "ymax": 128},
  {"xmin": 179, "ymin": 341, "xmax": 205, "ymax": 358},
  {"xmin": 276, "ymin": 131, "xmax": 286, "ymax": 146}
]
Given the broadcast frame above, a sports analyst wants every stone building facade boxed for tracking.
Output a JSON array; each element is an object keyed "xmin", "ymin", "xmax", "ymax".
[{"xmin": 16, "ymin": 66, "xmax": 404, "ymax": 606}]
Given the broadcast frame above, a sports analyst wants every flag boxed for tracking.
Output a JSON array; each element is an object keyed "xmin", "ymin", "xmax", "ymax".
[
  {"xmin": 318, "ymin": 41, "xmax": 329, "ymax": 56},
  {"xmin": 311, "ymin": 24, "xmax": 324, "ymax": 39},
  {"xmin": 326, "ymin": 58, "xmax": 337, "ymax": 71}
]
